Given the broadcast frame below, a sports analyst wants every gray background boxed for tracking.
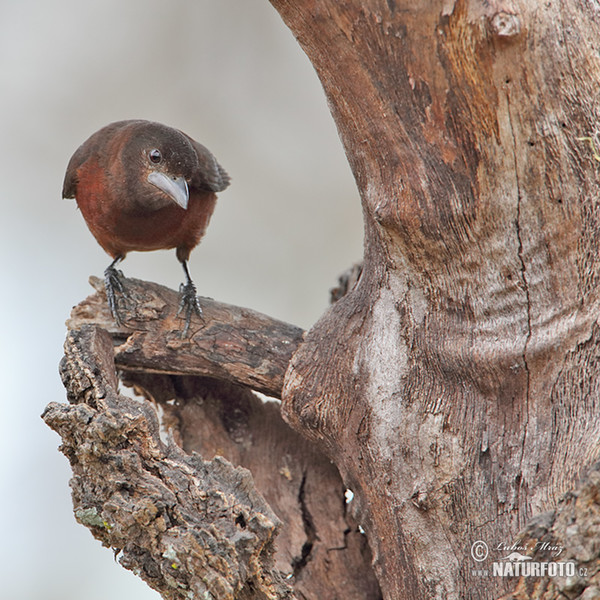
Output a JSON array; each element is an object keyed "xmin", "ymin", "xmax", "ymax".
[{"xmin": 1, "ymin": 1, "xmax": 363, "ymax": 598}]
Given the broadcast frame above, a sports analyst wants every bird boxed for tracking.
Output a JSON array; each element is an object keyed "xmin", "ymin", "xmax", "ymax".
[{"xmin": 63, "ymin": 119, "xmax": 230, "ymax": 336}]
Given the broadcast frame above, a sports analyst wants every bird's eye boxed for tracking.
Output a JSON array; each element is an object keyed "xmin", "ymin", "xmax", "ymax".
[{"xmin": 148, "ymin": 149, "xmax": 162, "ymax": 164}]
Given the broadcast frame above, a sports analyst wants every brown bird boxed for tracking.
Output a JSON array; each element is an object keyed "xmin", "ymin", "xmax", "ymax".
[{"xmin": 63, "ymin": 119, "xmax": 230, "ymax": 335}]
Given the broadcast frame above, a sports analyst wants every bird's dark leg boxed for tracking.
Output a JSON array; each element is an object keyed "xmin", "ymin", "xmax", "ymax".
[
  {"xmin": 177, "ymin": 260, "xmax": 203, "ymax": 337},
  {"xmin": 104, "ymin": 255, "xmax": 127, "ymax": 325}
]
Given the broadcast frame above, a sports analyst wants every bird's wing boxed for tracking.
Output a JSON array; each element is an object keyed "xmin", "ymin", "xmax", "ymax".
[{"xmin": 186, "ymin": 136, "xmax": 231, "ymax": 193}]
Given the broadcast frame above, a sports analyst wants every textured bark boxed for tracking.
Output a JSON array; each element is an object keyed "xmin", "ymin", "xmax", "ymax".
[
  {"xmin": 268, "ymin": 1, "xmax": 600, "ymax": 599},
  {"xmin": 43, "ymin": 325, "xmax": 293, "ymax": 600},
  {"xmin": 122, "ymin": 372, "xmax": 381, "ymax": 600}
]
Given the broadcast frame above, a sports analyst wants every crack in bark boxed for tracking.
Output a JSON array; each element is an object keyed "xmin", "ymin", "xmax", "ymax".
[
  {"xmin": 506, "ymin": 85, "xmax": 532, "ymax": 497},
  {"xmin": 326, "ymin": 527, "xmax": 352, "ymax": 552},
  {"xmin": 558, "ymin": 3, "xmax": 577, "ymax": 89},
  {"xmin": 291, "ymin": 473, "xmax": 317, "ymax": 578},
  {"xmin": 515, "ymin": 178, "xmax": 532, "ymax": 383},
  {"xmin": 472, "ymin": 508, "xmax": 512, "ymax": 531}
]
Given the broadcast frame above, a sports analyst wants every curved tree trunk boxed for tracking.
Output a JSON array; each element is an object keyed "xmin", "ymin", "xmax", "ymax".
[
  {"xmin": 271, "ymin": 1, "xmax": 600, "ymax": 598},
  {"xmin": 46, "ymin": 2, "xmax": 600, "ymax": 599}
]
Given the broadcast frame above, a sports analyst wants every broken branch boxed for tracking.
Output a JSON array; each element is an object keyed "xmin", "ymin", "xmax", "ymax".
[{"xmin": 68, "ymin": 276, "xmax": 305, "ymax": 398}]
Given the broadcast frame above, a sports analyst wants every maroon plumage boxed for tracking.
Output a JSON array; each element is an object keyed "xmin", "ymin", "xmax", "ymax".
[{"xmin": 63, "ymin": 119, "xmax": 230, "ymax": 335}]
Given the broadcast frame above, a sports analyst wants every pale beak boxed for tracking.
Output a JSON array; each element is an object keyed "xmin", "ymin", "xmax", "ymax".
[{"xmin": 147, "ymin": 172, "xmax": 189, "ymax": 209}]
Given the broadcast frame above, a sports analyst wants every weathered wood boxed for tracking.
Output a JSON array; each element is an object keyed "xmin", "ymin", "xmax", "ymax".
[
  {"xmin": 68, "ymin": 276, "xmax": 304, "ymax": 398},
  {"xmin": 53, "ymin": 281, "xmax": 381, "ymax": 599},
  {"xmin": 43, "ymin": 325, "xmax": 293, "ymax": 600},
  {"xmin": 122, "ymin": 371, "xmax": 381, "ymax": 600}
]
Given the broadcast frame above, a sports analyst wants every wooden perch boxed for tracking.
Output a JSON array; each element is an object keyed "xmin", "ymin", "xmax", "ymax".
[{"xmin": 68, "ymin": 276, "xmax": 305, "ymax": 398}]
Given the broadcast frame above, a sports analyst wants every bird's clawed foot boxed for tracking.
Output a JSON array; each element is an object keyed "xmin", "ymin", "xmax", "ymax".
[
  {"xmin": 104, "ymin": 257, "xmax": 127, "ymax": 325},
  {"xmin": 177, "ymin": 280, "xmax": 203, "ymax": 337}
]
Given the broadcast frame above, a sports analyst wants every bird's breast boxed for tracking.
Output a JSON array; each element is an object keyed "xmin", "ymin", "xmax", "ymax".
[{"xmin": 75, "ymin": 158, "xmax": 216, "ymax": 256}]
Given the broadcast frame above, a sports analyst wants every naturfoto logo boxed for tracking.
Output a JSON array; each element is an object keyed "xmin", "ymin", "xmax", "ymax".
[{"xmin": 469, "ymin": 540, "xmax": 584, "ymax": 579}]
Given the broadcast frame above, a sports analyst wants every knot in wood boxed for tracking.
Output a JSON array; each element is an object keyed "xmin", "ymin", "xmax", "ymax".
[{"xmin": 490, "ymin": 11, "xmax": 521, "ymax": 37}]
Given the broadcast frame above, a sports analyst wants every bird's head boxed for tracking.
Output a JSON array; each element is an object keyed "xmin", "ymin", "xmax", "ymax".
[{"xmin": 120, "ymin": 121, "xmax": 200, "ymax": 211}]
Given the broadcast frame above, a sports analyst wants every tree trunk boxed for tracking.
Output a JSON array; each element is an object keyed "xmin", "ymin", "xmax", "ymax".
[
  {"xmin": 271, "ymin": 1, "xmax": 600, "ymax": 598},
  {"xmin": 46, "ymin": 1, "xmax": 600, "ymax": 599}
]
